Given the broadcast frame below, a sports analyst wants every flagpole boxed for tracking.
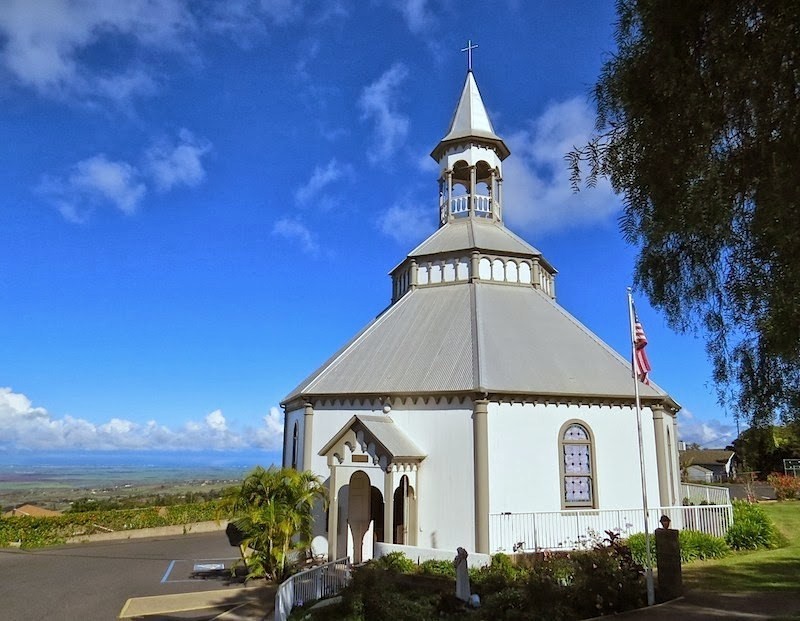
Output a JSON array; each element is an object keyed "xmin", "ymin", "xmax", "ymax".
[{"xmin": 627, "ymin": 287, "xmax": 655, "ymax": 606}]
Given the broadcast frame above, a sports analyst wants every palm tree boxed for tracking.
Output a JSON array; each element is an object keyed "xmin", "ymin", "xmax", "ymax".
[{"xmin": 224, "ymin": 466, "xmax": 328, "ymax": 581}]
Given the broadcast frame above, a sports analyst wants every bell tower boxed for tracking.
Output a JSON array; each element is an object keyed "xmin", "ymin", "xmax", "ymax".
[{"xmin": 430, "ymin": 67, "xmax": 510, "ymax": 227}]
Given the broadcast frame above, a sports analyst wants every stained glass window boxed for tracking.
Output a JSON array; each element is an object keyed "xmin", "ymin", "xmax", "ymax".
[{"xmin": 562, "ymin": 423, "xmax": 594, "ymax": 507}]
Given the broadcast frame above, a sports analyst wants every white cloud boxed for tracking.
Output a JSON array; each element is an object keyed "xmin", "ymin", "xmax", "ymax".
[
  {"xmin": 272, "ymin": 217, "xmax": 319, "ymax": 255},
  {"xmin": 0, "ymin": 0, "xmax": 192, "ymax": 102},
  {"xmin": 294, "ymin": 158, "xmax": 351, "ymax": 206},
  {"xmin": 359, "ymin": 63, "xmax": 410, "ymax": 164},
  {"xmin": 377, "ymin": 196, "xmax": 435, "ymax": 245},
  {"xmin": 390, "ymin": 0, "xmax": 434, "ymax": 34},
  {"xmin": 250, "ymin": 406, "xmax": 285, "ymax": 450},
  {"xmin": 501, "ymin": 97, "xmax": 620, "ymax": 234},
  {"xmin": 40, "ymin": 129, "xmax": 211, "ymax": 221},
  {"xmin": 0, "ymin": 387, "xmax": 284, "ymax": 451},
  {"xmin": 146, "ymin": 129, "xmax": 212, "ymax": 192},
  {"xmin": 39, "ymin": 154, "xmax": 147, "ymax": 221},
  {"xmin": 677, "ymin": 408, "xmax": 737, "ymax": 448}
]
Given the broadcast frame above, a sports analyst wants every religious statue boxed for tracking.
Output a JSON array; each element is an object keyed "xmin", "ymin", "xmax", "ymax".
[{"xmin": 454, "ymin": 546, "xmax": 470, "ymax": 602}]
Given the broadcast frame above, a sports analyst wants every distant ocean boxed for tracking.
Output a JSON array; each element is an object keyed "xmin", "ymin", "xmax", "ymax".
[{"xmin": 0, "ymin": 450, "xmax": 282, "ymax": 490}]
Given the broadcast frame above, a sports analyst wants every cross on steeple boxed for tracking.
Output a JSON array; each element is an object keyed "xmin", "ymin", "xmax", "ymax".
[{"xmin": 461, "ymin": 39, "xmax": 478, "ymax": 72}]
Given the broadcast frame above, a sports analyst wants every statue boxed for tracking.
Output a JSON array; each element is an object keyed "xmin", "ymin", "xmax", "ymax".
[{"xmin": 454, "ymin": 546, "xmax": 470, "ymax": 602}]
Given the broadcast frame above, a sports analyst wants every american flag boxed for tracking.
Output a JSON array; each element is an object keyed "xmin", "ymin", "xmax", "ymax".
[{"xmin": 633, "ymin": 306, "xmax": 652, "ymax": 384}]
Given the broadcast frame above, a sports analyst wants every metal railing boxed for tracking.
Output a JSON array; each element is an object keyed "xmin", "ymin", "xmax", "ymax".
[
  {"xmin": 489, "ymin": 504, "xmax": 733, "ymax": 553},
  {"xmin": 274, "ymin": 557, "xmax": 351, "ymax": 621},
  {"xmin": 680, "ymin": 482, "xmax": 731, "ymax": 506}
]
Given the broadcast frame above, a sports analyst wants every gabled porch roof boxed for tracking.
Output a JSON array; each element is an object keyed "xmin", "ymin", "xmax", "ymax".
[{"xmin": 319, "ymin": 414, "xmax": 426, "ymax": 463}]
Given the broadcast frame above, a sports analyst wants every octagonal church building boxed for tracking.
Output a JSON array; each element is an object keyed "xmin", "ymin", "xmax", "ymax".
[{"xmin": 281, "ymin": 68, "xmax": 682, "ymax": 563}]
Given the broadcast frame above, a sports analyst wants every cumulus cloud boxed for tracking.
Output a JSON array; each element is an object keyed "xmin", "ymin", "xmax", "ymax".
[
  {"xmin": 294, "ymin": 158, "xmax": 351, "ymax": 207},
  {"xmin": 0, "ymin": 0, "xmax": 192, "ymax": 103},
  {"xmin": 677, "ymin": 408, "xmax": 737, "ymax": 448},
  {"xmin": 359, "ymin": 63, "xmax": 410, "ymax": 164},
  {"xmin": 146, "ymin": 129, "xmax": 212, "ymax": 192},
  {"xmin": 39, "ymin": 154, "xmax": 147, "ymax": 222},
  {"xmin": 272, "ymin": 217, "xmax": 319, "ymax": 256},
  {"xmin": 40, "ymin": 129, "xmax": 211, "ymax": 221},
  {"xmin": 377, "ymin": 196, "xmax": 435, "ymax": 245},
  {"xmin": 502, "ymin": 97, "xmax": 620, "ymax": 234},
  {"xmin": 0, "ymin": 387, "xmax": 284, "ymax": 451}
]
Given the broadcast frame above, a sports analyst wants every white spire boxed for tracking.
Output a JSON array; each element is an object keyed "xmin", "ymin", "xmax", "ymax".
[{"xmin": 431, "ymin": 71, "xmax": 510, "ymax": 161}]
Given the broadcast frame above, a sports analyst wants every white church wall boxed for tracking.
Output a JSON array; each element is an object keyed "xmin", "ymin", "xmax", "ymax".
[
  {"xmin": 488, "ymin": 402, "xmax": 661, "ymax": 514},
  {"xmin": 389, "ymin": 401, "xmax": 476, "ymax": 552}
]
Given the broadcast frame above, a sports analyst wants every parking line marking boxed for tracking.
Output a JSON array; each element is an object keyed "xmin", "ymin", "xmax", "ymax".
[{"xmin": 161, "ymin": 559, "xmax": 176, "ymax": 583}]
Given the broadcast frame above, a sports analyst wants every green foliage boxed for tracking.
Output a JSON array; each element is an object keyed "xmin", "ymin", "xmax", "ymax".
[
  {"xmin": 767, "ymin": 473, "xmax": 800, "ymax": 500},
  {"xmin": 223, "ymin": 466, "xmax": 327, "ymax": 582},
  {"xmin": 726, "ymin": 500, "xmax": 785, "ymax": 550},
  {"xmin": 569, "ymin": 0, "xmax": 800, "ymax": 427},
  {"xmin": 0, "ymin": 502, "xmax": 222, "ymax": 548},
  {"xmin": 628, "ymin": 530, "xmax": 728, "ymax": 564},
  {"xmin": 372, "ymin": 551, "xmax": 416, "ymax": 574},
  {"xmin": 418, "ymin": 558, "xmax": 456, "ymax": 578},
  {"xmin": 66, "ymin": 487, "xmax": 230, "ymax": 512}
]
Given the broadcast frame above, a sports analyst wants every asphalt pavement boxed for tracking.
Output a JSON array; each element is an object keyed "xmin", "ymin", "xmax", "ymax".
[{"xmin": 0, "ymin": 531, "xmax": 253, "ymax": 620}]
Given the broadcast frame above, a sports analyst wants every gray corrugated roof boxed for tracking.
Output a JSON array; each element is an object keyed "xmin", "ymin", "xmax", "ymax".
[
  {"xmin": 319, "ymin": 415, "xmax": 427, "ymax": 460},
  {"xmin": 285, "ymin": 285, "xmax": 475, "ymax": 401},
  {"xmin": 283, "ymin": 282, "xmax": 671, "ymax": 404},
  {"xmin": 407, "ymin": 218, "xmax": 544, "ymax": 259},
  {"xmin": 431, "ymin": 71, "xmax": 510, "ymax": 160}
]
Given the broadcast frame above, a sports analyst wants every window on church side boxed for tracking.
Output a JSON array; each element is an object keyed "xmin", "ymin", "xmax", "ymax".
[
  {"xmin": 291, "ymin": 422, "xmax": 299, "ymax": 470},
  {"xmin": 562, "ymin": 423, "xmax": 594, "ymax": 508}
]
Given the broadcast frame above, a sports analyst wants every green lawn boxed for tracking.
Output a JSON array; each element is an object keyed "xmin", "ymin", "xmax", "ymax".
[{"xmin": 683, "ymin": 501, "xmax": 800, "ymax": 591}]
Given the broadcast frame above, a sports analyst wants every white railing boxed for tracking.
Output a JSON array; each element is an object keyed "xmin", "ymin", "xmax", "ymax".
[
  {"xmin": 274, "ymin": 557, "xmax": 351, "ymax": 621},
  {"xmin": 448, "ymin": 194, "xmax": 494, "ymax": 216},
  {"xmin": 680, "ymin": 482, "xmax": 731, "ymax": 506},
  {"xmin": 489, "ymin": 504, "xmax": 733, "ymax": 553}
]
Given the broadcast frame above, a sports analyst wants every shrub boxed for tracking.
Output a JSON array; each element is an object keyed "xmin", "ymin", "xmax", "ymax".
[
  {"xmin": 628, "ymin": 529, "xmax": 728, "ymax": 564},
  {"xmin": 726, "ymin": 500, "xmax": 785, "ymax": 550},
  {"xmin": 678, "ymin": 530, "xmax": 729, "ymax": 561},
  {"xmin": 372, "ymin": 551, "xmax": 416, "ymax": 574},
  {"xmin": 767, "ymin": 473, "xmax": 800, "ymax": 500},
  {"xmin": 418, "ymin": 558, "xmax": 456, "ymax": 578}
]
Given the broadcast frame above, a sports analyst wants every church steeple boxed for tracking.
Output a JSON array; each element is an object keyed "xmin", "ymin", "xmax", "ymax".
[{"xmin": 431, "ymin": 70, "xmax": 510, "ymax": 226}]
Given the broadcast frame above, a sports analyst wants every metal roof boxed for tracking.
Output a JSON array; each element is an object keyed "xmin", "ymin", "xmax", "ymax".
[
  {"xmin": 406, "ymin": 217, "xmax": 545, "ymax": 261},
  {"xmin": 283, "ymin": 282, "xmax": 671, "ymax": 404},
  {"xmin": 431, "ymin": 71, "xmax": 510, "ymax": 161},
  {"xmin": 318, "ymin": 415, "xmax": 427, "ymax": 461}
]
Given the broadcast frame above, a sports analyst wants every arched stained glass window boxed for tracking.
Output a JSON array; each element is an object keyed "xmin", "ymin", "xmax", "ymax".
[{"xmin": 561, "ymin": 422, "xmax": 595, "ymax": 508}]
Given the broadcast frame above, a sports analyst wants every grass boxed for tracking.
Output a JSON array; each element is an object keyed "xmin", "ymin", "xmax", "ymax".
[{"xmin": 683, "ymin": 500, "xmax": 800, "ymax": 592}]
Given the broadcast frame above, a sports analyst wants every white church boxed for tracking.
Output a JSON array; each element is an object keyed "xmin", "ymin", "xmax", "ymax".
[{"xmin": 281, "ymin": 68, "xmax": 683, "ymax": 562}]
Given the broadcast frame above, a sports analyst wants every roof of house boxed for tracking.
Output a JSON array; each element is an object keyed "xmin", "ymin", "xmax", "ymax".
[
  {"xmin": 3, "ymin": 504, "xmax": 62, "ymax": 517},
  {"xmin": 319, "ymin": 415, "xmax": 426, "ymax": 461},
  {"xmin": 680, "ymin": 449, "xmax": 735, "ymax": 467}
]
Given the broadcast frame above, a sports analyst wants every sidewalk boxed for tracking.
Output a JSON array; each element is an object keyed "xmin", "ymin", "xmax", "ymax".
[
  {"xmin": 119, "ymin": 584, "xmax": 275, "ymax": 620},
  {"xmin": 615, "ymin": 590, "xmax": 800, "ymax": 619}
]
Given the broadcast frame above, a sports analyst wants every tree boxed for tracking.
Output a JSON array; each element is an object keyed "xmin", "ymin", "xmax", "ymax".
[
  {"xmin": 223, "ymin": 465, "xmax": 327, "ymax": 581},
  {"xmin": 568, "ymin": 1, "xmax": 800, "ymax": 427}
]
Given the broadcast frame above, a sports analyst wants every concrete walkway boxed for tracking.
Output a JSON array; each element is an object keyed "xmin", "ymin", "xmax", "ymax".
[
  {"xmin": 119, "ymin": 584, "xmax": 275, "ymax": 619},
  {"xmin": 614, "ymin": 590, "xmax": 800, "ymax": 619}
]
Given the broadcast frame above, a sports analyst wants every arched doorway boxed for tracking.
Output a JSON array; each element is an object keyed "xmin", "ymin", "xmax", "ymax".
[
  {"xmin": 392, "ymin": 475, "xmax": 416, "ymax": 544},
  {"xmin": 347, "ymin": 471, "xmax": 384, "ymax": 562}
]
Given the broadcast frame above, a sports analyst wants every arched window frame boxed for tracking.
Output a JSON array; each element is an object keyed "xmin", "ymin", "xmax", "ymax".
[
  {"xmin": 559, "ymin": 420, "xmax": 597, "ymax": 509},
  {"xmin": 291, "ymin": 421, "xmax": 299, "ymax": 470}
]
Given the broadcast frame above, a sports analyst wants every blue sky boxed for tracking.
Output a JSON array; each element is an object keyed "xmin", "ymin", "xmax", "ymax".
[{"xmin": 0, "ymin": 0, "xmax": 737, "ymax": 457}]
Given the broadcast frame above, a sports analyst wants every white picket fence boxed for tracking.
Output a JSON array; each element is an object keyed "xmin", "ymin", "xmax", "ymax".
[
  {"xmin": 489, "ymin": 504, "xmax": 733, "ymax": 553},
  {"xmin": 274, "ymin": 557, "xmax": 351, "ymax": 621},
  {"xmin": 680, "ymin": 482, "xmax": 731, "ymax": 506}
]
